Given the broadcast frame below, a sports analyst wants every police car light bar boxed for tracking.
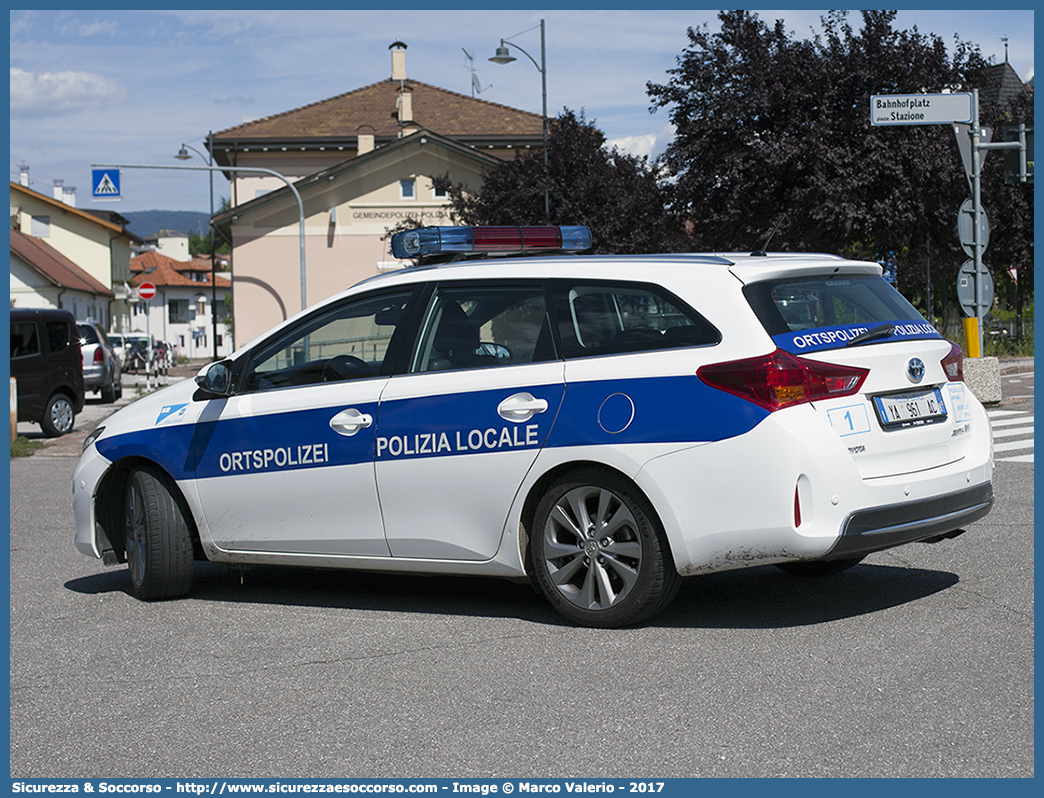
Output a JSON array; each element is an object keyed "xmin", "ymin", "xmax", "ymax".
[{"xmin": 391, "ymin": 226, "xmax": 592, "ymax": 260}]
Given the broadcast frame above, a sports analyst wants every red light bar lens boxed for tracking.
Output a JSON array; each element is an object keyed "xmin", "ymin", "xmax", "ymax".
[
  {"xmin": 520, "ymin": 226, "xmax": 562, "ymax": 249},
  {"xmin": 473, "ymin": 227, "xmax": 523, "ymax": 251}
]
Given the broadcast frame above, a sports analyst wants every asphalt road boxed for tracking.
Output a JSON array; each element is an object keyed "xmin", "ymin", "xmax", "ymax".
[{"xmin": 8, "ymin": 362, "xmax": 1034, "ymax": 778}]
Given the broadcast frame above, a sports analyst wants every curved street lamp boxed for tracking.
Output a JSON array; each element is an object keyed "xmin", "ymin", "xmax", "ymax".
[
  {"xmin": 175, "ymin": 137, "xmax": 219, "ymax": 359},
  {"xmin": 490, "ymin": 19, "xmax": 549, "ymax": 224}
]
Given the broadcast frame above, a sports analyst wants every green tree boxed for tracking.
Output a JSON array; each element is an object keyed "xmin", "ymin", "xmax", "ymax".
[
  {"xmin": 441, "ymin": 109, "xmax": 688, "ymax": 254},
  {"xmin": 647, "ymin": 10, "xmax": 1032, "ymax": 312},
  {"xmin": 190, "ymin": 197, "xmax": 232, "ymax": 256}
]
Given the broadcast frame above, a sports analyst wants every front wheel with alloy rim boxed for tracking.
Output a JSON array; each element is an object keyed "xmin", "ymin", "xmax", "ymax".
[
  {"xmin": 531, "ymin": 468, "xmax": 681, "ymax": 627},
  {"xmin": 125, "ymin": 465, "xmax": 195, "ymax": 600}
]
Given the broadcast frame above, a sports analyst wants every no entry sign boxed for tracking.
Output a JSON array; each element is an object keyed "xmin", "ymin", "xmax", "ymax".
[{"xmin": 138, "ymin": 282, "xmax": 156, "ymax": 301}]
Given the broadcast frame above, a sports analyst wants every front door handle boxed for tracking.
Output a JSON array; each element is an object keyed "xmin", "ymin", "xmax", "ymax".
[
  {"xmin": 330, "ymin": 408, "xmax": 373, "ymax": 436},
  {"xmin": 497, "ymin": 392, "xmax": 549, "ymax": 422}
]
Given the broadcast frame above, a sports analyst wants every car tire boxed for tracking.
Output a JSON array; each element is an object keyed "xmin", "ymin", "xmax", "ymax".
[
  {"xmin": 531, "ymin": 467, "xmax": 681, "ymax": 627},
  {"xmin": 124, "ymin": 465, "xmax": 195, "ymax": 601},
  {"xmin": 40, "ymin": 393, "xmax": 75, "ymax": 437},
  {"xmin": 100, "ymin": 371, "xmax": 117, "ymax": 403},
  {"xmin": 775, "ymin": 556, "xmax": 866, "ymax": 577}
]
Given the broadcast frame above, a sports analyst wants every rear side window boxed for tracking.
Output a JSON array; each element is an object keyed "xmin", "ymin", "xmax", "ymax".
[
  {"xmin": 551, "ymin": 280, "xmax": 719, "ymax": 358},
  {"xmin": 46, "ymin": 321, "xmax": 72, "ymax": 353},
  {"xmin": 78, "ymin": 324, "xmax": 100, "ymax": 345},
  {"xmin": 743, "ymin": 275, "xmax": 939, "ymax": 353},
  {"xmin": 11, "ymin": 322, "xmax": 40, "ymax": 358}
]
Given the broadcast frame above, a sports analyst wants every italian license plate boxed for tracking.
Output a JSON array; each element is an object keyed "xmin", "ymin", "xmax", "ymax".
[{"xmin": 873, "ymin": 388, "xmax": 947, "ymax": 429}]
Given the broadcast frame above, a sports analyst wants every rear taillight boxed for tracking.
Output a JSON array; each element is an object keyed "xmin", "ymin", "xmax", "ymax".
[
  {"xmin": 697, "ymin": 348, "xmax": 868, "ymax": 412},
  {"xmin": 941, "ymin": 341, "xmax": 964, "ymax": 382},
  {"xmin": 93, "ymin": 347, "xmax": 104, "ymax": 364}
]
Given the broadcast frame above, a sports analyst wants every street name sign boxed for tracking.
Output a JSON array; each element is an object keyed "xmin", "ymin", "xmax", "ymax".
[{"xmin": 870, "ymin": 93, "xmax": 972, "ymax": 126}]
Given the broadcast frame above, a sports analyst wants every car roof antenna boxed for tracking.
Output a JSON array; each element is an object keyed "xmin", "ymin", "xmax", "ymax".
[{"xmin": 751, "ymin": 213, "xmax": 786, "ymax": 257}]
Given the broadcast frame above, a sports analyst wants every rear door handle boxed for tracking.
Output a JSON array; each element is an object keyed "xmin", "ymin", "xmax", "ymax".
[
  {"xmin": 330, "ymin": 408, "xmax": 373, "ymax": 436},
  {"xmin": 497, "ymin": 392, "xmax": 549, "ymax": 422}
]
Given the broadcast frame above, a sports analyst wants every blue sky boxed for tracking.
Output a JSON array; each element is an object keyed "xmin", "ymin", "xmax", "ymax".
[{"xmin": 9, "ymin": 7, "xmax": 1036, "ymax": 213}]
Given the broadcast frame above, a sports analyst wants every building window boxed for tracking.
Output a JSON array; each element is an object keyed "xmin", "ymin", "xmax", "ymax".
[
  {"xmin": 196, "ymin": 296, "xmax": 207, "ymax": 316},
  {"xmin": 31, "ymin": 215, "xmax": 50, "ymax": 237},
  {"xmin": 400, "ymin": 178, "xmax": 416, "ymax": 200},
  {"xmin": 169, "ymin": 299, "xmax": 191, "ymax": 324},
  {"xmin": 432, "ymin": 181, "xmax": 447, "ymax": 199}
]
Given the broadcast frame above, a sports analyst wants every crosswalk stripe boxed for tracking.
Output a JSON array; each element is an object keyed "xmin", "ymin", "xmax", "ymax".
[
  {"xmin": 992, "ymin": 425, "xmax": 1033, "ymax": 439},
  {"xmin": 994, "ymin": 438, "xmax": 1034, "ymax": 453},
  {"xmin": 998, "ymin": 453, "xmax": 1034, "ymax": 463},
  {"xmin": 990, "ymin": 416, "xmax": 1034, "ymax": 428}
]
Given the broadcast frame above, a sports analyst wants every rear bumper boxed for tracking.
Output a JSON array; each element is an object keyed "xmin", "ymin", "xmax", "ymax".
[{"xmin": 825, "ymin": 482, "xmax": 993, "ymax": 560}]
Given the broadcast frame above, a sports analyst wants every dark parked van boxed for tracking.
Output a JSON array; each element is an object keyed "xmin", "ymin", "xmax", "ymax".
[{"xmin": 10, "ymin": 308, "xmax": 85, "ymax": 436}]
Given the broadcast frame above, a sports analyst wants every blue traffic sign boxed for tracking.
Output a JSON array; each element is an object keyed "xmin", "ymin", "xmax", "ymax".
[{"xmin": 91, "ymin": 168, "xmax": 121, "ymax": 199}]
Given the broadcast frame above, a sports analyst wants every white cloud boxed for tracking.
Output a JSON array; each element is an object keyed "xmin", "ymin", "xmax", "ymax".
[
  {"xmin": 10, "ymin": 67, "xmax": 126, "ymax": 118},
  {"xmin": 608, "ymin": 124, "xmax": 676, "ymax": 161}
]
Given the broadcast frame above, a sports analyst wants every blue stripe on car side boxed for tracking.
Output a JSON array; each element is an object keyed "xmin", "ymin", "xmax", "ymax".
[{"xmin": 92, "ymin": 374, "xmax": 768, "ymax": 479}]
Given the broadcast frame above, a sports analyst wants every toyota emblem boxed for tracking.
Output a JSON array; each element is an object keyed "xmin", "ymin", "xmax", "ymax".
[{"xmin": 907, "ymin": 358, "xmax": 925, "ymax": 383}]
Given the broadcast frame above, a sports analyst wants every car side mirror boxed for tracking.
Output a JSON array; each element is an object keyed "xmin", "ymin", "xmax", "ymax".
[{"xmin": 194, "ymin": 360, "xmax": 234, "ymax": 397}]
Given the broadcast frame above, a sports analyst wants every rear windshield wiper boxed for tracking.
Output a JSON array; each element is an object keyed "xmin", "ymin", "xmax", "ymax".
[{"xmin": 846, "ymin": 323, "xmax": 895, "ymax": 347}]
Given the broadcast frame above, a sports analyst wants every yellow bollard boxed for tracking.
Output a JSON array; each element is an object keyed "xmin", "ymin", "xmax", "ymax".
[{"xmin": 963, "ymin": 317, "xmax": 981, "ymax": 358}]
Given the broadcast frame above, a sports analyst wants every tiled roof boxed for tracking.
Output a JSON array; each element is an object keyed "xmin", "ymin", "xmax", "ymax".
[
  {"xmin": 212, "ymin": 79, "xmax": 543, "ymax": 145},
  {"xmin": 981, "ymin": 63, "xmax": 1031, "ymax": 111},
  {"xmin": 131, "ymin": 250, "xmax": 231, "ymax": 289},
  {"xmin": 10, "ymin": 182, "xmax": 143, "ymax": 243},
  {"xmin": 10, "ymin": 230, "xmax": 113, "ymax": 296}
]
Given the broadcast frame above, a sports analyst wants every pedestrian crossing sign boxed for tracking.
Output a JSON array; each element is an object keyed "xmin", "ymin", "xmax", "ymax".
[{"xmin": 91, "ymin": 168, "xmax": 121, "ymax": 200}]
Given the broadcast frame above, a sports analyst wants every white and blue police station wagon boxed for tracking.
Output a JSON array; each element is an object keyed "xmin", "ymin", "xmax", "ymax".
[{"xmin": 73, "ymin": 225, "xmax": 994, "ymax": 627}]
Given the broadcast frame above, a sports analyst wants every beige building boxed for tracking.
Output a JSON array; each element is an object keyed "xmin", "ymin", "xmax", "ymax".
[
  {"xmin": 212, "ymin": 42, "xmax": 543, "ymax": 345},
  {"xmin": 10, "ymin": 180, "xmax": 140, "ymax": 329}
]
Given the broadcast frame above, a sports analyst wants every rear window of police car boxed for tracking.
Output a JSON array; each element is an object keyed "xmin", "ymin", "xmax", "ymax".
[{"xmin": 743, "ymin": 275, "xmax": 925, "ymax": 337}]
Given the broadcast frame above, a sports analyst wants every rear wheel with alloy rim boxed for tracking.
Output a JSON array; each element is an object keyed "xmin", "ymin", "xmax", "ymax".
[
  {"xmin": 531, "ymin": 468, "xmax": 680, "ymax": 627},
  {"xmin": 40, "ymin": 393, "xmax": 75, "ymax": 437}
]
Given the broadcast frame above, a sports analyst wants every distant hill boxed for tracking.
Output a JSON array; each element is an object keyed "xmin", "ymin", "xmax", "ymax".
[{"xmin": 122, "ymin": 210, "xmax": 211, "ymax": 239}]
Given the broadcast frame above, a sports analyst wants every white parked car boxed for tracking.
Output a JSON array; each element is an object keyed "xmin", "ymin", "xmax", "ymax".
[{"xmin": 73, "ymin": 226, "xmax": 993, "ymax": 627}]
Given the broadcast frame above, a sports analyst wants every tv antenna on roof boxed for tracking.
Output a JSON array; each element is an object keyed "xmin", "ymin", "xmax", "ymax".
[{"xmin": 462, "ymin": 48, "xmax": 490, "ymax": 97}]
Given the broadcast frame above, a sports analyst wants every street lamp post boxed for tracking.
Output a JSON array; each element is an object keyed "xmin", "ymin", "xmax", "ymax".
[
  {"xmin": 175, "ymin": 135, "xmax": 218, "ymax": 360},
  {"xmin": 91, "ymin": 162, "xmax": 308, "ymax": 314},
  {"xmin": 490, "ymin": 18, "xmax": 549, "ymax": 224}
]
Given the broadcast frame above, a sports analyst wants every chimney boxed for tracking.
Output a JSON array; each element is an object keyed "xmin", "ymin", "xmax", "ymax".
[
  {"xmin": 390, "ymin": 41, "xmax": 407, "ymax": 81},
  {"xmin": 63, "ymin": 186, "xmax": 77, "ymax": 208},
  {"xmin": 358, "ymin": 133, "xmax": 375, "ymax": 154},
  {"xmin": 18, "ymin": 163, "xmax": 29, "ymax": 187},
  {"xmin": 53, "ymin": 179, "xmax": 65, "ymax": 202},
  {"xmin": 396, "ymin": 89, "xmax": 413, "ymax": 124}
]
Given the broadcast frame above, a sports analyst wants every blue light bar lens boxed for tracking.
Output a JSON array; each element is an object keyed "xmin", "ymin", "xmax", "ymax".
[
  {"xmin": 559, "ymin": 226, "xmax": 592, "ymax": 252},
  {"xmin": 390, "ymin": 225, "xmax": 591, "ymax": 259}
]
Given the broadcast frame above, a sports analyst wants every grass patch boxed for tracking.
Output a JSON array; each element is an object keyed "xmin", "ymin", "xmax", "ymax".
[{"xmin": 10, "ymin": 436, "xmax": 48, "ymax": 457}]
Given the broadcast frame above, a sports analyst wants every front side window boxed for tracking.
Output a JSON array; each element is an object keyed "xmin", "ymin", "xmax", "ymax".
[
  {"xmin": 240, "ymin": 290, "xmax": 414, "ymax": 393},
  {"xmin": 410, "ymin": 284, "xmax": 552, "ymax": 373},
  {"xmin": 551, "ymin": 280, "xmax": 720, "ymax": 358}
]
